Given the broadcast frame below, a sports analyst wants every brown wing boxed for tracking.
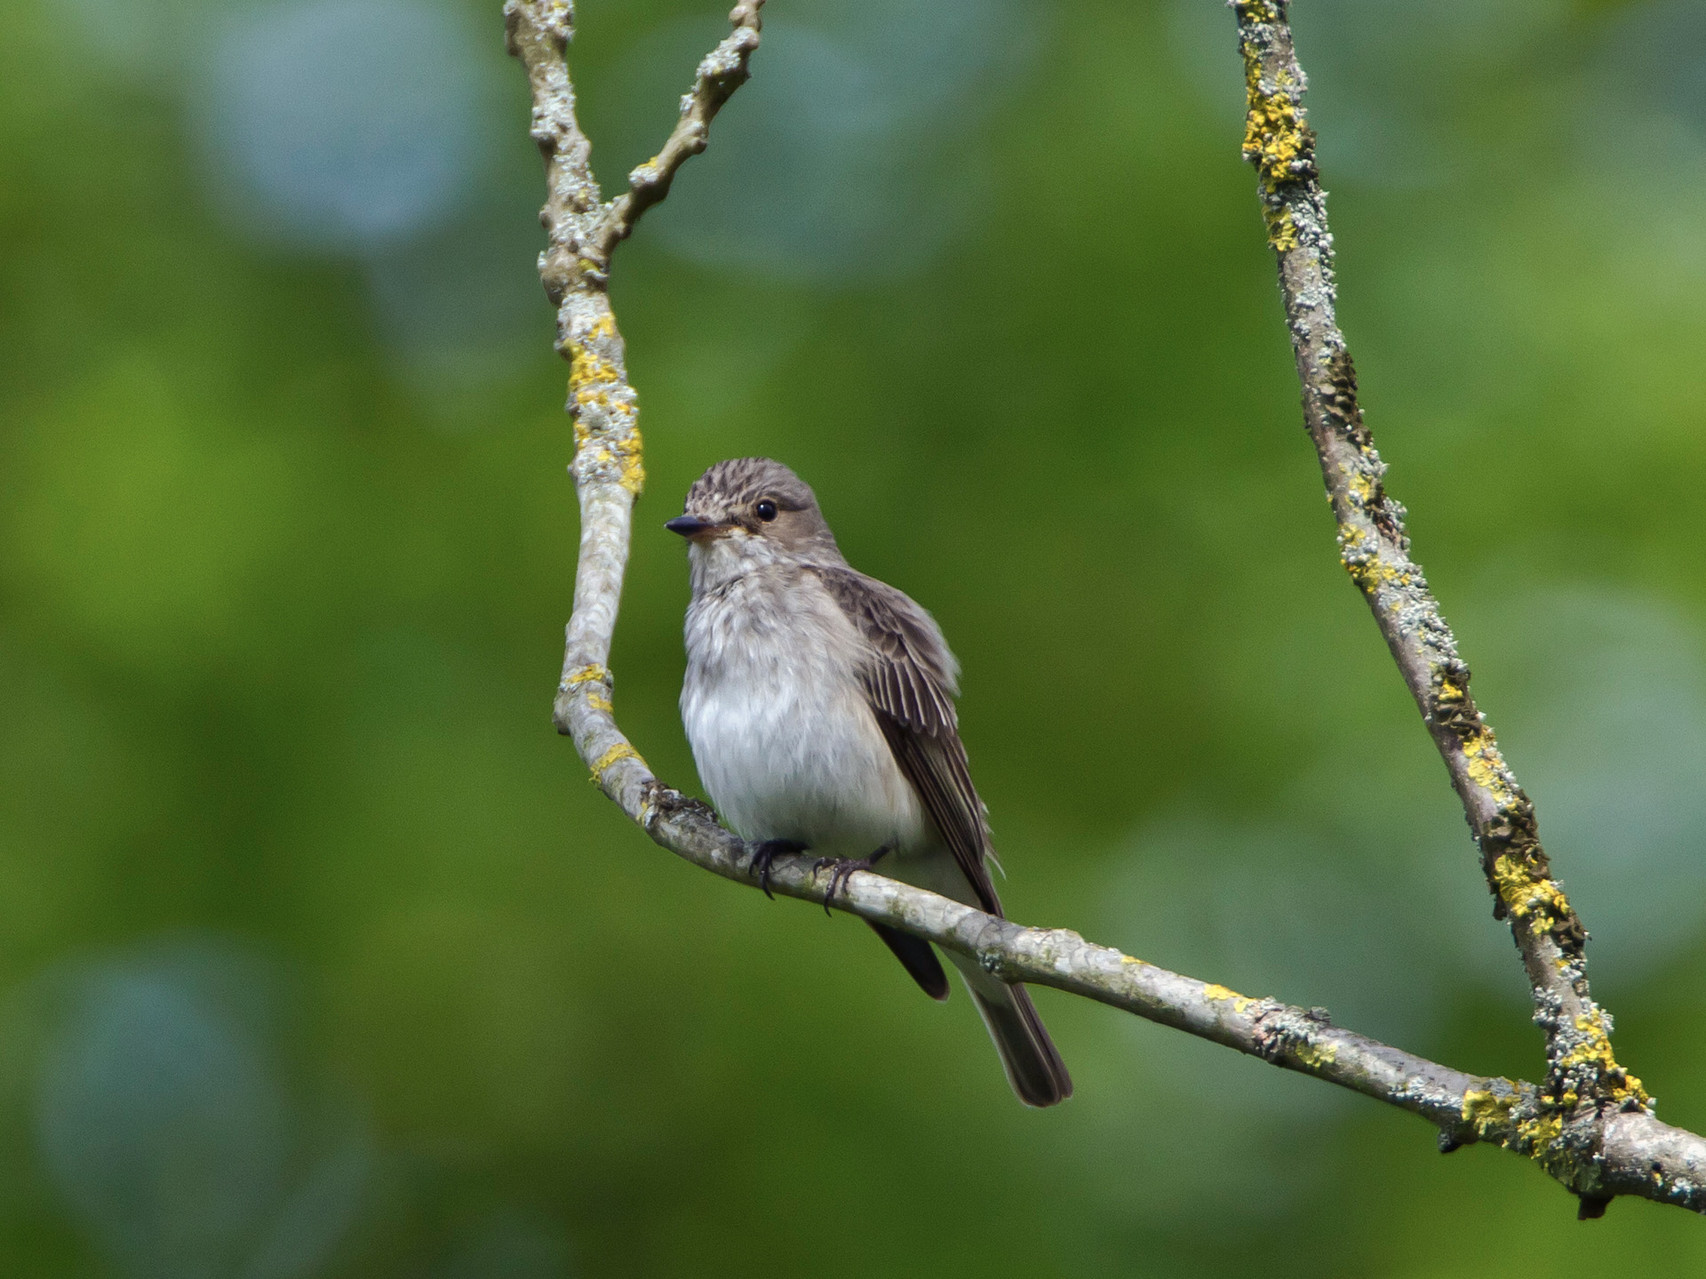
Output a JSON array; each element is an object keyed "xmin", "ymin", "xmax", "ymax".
[{"xmin": 815, "ymin": 567, "xmax": 1002, "ymax": 916}]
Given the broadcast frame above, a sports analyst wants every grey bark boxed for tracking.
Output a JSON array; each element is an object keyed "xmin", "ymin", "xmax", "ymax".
[{"xmin": 505, "ymin": 0, "xmax": 1706, "ymax": 1217}]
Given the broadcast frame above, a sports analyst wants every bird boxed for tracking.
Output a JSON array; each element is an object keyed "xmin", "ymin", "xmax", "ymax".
[{"xmin": 666, "ymin": 457, "xmax": 1071, "ymax": 1107}]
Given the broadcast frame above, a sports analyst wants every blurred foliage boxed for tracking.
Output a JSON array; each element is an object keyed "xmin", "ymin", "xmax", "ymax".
[{"xmin": 3, "ymin": 0, "xmax": 1706, "ymax": 1273}]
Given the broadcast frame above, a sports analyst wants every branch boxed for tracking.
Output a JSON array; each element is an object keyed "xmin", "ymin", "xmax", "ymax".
[
  {"xmin": 1231, "ymin": 0, "xmax": 1650, "ymax": 1171},
  {"xmin": 508, "ymin": 0, "xmax": 1706, "ymax": 1218},
  {"xmin": 502, "ymin": 0, "xmax": 763, "ymax": 783},
  {"xmin": 603, "ymin": 2, "xmax": 765, "ymax": 253},
  {"xmin": 642, "ymin": 784, "xmax": 1706, "ymax": 1215}
]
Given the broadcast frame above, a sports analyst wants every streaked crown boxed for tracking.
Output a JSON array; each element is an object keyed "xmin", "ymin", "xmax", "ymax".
[{"xmin": 684, "ymin": 457, "xmax": 818, "ymax": 518}]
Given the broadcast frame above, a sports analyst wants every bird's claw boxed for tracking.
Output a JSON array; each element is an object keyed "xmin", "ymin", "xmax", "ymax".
[
  {"xmin": 813, "ymin": 845, "xmax": 892, "ymax": 915},
  {"xmin": 746, "ymin": 839, "xmax": 806, "ymax": 899}
]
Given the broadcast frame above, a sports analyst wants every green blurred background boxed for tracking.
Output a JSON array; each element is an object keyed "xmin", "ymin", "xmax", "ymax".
[{"xmin": 3, "ymin": 0, "xmax": 1705, "ymax": 1273}]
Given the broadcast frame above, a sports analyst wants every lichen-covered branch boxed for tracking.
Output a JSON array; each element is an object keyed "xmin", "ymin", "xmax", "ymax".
[
  {"xmin": 503, "ymin": 0, "xmax": 763, "ymax": 798},
  {"xmin": 642, "ymin": 786, "xmax": 1706, "ymax": 1214},
  {"xmin": 1231, "ymin": 0, "xmax": 1673, "ymax": 1212},
  {"xmin": 507, "ymin": 0, "xmax": 1706, "ymax": 1220}
]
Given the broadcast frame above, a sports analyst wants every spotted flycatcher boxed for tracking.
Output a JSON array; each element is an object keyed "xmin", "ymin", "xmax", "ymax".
[{"xmin": 667, "ymin": 457, "xmax": 1071, "ymax": 1107}]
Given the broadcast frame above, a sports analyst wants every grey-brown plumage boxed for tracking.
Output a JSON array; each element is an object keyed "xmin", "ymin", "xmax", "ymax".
[{"xmin": 668, "ymin": 457, "xmax": 1071, "ymax": 1107}]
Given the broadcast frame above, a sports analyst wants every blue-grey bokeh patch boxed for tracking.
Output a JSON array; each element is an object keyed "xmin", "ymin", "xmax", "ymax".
[
  {"xmin": 361, "ymin": 198, "xmax": 551, "ymax": 406},
  {"xmin": 27, "ymin": 939, "xmax": 375, "ymax": 1279},
  {"xmin": 1598, "ymin": 0, "xmax": 1706, "ymax": 135},
  {"xmin": 194, "ymin": 0, "xmax": 497, "ymax": 254}
]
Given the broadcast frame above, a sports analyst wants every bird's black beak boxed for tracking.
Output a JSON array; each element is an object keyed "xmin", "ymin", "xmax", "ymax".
[{"xmin": 665, "ymin": 515, "xmax": 718, "ymax": 539}]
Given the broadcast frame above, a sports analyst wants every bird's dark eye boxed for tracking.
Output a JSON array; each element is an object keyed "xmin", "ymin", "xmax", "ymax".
[{"xmin": 755, "ymin": 499, "xmax": 777, "ymax": 522}]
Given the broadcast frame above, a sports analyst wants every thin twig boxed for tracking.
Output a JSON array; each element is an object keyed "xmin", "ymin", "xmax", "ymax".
[
  {"xmin": 1231, "ymin": 0, "xmax": 1652, "ymax": 1212},
  {"xmin": 601, "ymin": 1, "xmax": 766, "ymax": 255},
  {"xmin": 507, "ymin": 0, "xmax": 1706, "ymax": 1217}
]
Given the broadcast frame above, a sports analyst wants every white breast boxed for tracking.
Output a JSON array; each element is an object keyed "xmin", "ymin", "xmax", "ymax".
[{"xmin": 681, "ymin": 570, "xmax": 927, "ymax": 859}]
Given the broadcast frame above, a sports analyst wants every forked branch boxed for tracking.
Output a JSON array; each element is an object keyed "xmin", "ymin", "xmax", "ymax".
[{"xmin": 509, "ymin": 0, "xmax": 1706, "ymax": 1216}]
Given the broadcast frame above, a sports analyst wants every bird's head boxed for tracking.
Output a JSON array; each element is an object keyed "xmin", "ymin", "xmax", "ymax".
[{"xmin": 668, "ymin": 457, "xmax": 841, "ymax": 591}]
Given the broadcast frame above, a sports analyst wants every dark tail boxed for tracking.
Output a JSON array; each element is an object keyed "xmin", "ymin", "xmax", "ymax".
[
  {"xmin": 868, "ymin": 922, "xmax": 1071, "ymax": 1107},
  {"xmin": 964, "ymin": 975, "xmax": 1072, "ymax": 1108},
  {"xmin": 867, "ymin": 921, "xmax": 949, "ymax": 1000}
]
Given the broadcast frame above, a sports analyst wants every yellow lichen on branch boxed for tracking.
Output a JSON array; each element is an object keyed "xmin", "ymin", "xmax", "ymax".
[
  {"xmin": 1238, "ymin": 7, "xmax": 1312, "ymax": 199},
  {"xmin": 1203, "ymin": 983, "xmax": 1257, "ymax": 1013},
  {"xmin": 1460, "ymin": 729, "xmax": 1518, "ymax": 804},
  {"xmin": 567, "ymin": 344, "xmax": 619, "ymax": 403},
  {"xmin": 564, "ymin": 319, "xmax": 645, "ymax": 494},
  {"xmin": 1521, "ymin": 1112, "xmax": 1566, "ymax": 1155},
  {"xmin": 1556, "ymin": 1010, "xmax": 1649, "ymax": 1109},
  {"xmin": 1241, "ymin": 67, "xmax": 1308, "ymax": 194},
  {"xmin": 590, "ymin": 741, "xmax": 643, "ymax": 780},
  {"xmin": 1460, "ymin": 1084, "xmax": 1565, "ymax": 1166},
  {"xmin": 1267, "ymin": 205, "xmax": 1298, "ymax": 251},
  {"xmin": 1232, "ymin": 0, "xmax": 1282, "ymax": 23},
  {"xmin": 1461, "ymin": 1084, "xmax": 1514, "ymax": 1141},
  {"xmin": 1336, "ymin": 524, "xmax": 1412, "ymax": 597},
  {"xmin": 1291, "ymin": 1038, "xmax": 1337, "ymax": 1070},
  {"xmin": 1488, "ymin": 852, "xmax": 1569, "ymax": 932},
  {"xmin": 613, "ymin": 428, "xmax": 645, "ymax": 494}
]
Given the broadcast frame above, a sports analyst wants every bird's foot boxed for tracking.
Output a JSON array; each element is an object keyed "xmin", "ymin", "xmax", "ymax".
[
  {"xmin": 813, "ymin": 845, "xmax": 893, "ymax": 914},
  {"xmin": 746, "ymin": 839, "xmax": 807, "ymax": 900}
]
